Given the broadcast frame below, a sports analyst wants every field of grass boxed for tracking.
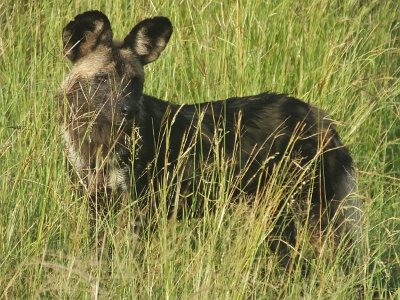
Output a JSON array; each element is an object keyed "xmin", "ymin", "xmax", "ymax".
[{"xmin": 1, "ymin": 0, "xmax": 399, "ymax": 298}]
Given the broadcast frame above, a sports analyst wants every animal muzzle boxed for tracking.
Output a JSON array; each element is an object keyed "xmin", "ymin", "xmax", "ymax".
[{"xmin": 119, "ymin": 101, "xmax": 136, "ymax": 120}]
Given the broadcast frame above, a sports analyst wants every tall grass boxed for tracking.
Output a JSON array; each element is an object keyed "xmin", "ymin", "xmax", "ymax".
[{"xmin": 1, "ymin": 0, "xmax": 399, "ymax": 298}]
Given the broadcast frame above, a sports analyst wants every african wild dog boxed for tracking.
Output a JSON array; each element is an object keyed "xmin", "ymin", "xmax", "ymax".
[{"xmin": 60, "ymin": 10, "xmax": 361, "ymax": 256}]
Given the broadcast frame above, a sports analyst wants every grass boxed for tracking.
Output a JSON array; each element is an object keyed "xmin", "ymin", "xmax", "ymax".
[{"xmin": 1, "ymin": 0, "xmax": 399, "ymax": 298}]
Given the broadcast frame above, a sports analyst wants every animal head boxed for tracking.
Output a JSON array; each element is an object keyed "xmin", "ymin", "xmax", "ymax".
[{"xmin": 61, "ymin": 10, "xmax": 172, "ymax": 125}]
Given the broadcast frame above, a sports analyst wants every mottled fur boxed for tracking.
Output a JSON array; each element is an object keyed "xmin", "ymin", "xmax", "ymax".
[{"xmin": 60, "ymin": 11, "xmax": 361, "ymax": 255}]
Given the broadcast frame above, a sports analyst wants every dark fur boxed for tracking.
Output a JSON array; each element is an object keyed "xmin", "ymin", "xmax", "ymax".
[{"xmin": 60, "ymin": 11, "xmax": 360, "ymax": 256}]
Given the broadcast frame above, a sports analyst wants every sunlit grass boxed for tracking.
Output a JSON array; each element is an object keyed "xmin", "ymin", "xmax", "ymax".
[{"xmin": 1, "ymin": 0, "xmax": 399, "ymax": 298}]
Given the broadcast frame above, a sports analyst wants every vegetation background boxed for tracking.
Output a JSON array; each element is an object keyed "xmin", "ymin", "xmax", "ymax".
[{"xmin": 0, "ymin": 0, "xmax": 399, "ymax": 298}]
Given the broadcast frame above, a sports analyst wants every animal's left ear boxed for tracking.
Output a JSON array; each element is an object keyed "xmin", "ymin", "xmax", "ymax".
[{"xmin": 123, "ymin": 17, "xmax": 173, "ymax": 65}]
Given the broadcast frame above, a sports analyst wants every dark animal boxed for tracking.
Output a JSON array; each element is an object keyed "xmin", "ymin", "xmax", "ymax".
[{"xmin": 60, "ymin": 11, "xmax": 361, "ymax": 256}]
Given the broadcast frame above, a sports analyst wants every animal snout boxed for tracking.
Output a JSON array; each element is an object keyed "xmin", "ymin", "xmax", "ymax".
[{"xmin": 120, "ymin": 102, "xmax": 135, "ymax": 119}]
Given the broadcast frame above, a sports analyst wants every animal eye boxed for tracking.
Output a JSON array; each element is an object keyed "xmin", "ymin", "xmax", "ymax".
[{"xmin": 95, "ymin": 73, "xmax": 109, "ymax": 83}]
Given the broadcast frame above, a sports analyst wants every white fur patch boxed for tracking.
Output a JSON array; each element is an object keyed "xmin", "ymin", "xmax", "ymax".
[
  {"xmin": 107, "ymin": 166, "xmax": 128, "ymax": 190},
  {"xmin": 63, "ymin": 126, "xmax": 129, "ymax": 192},
  {"xmin": 63, "ymin": 128, "xmax": 85, "ymax": 172}
]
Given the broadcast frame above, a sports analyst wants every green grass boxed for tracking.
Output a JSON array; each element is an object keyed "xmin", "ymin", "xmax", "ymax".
[{"xmin": 1, "ymin": 0, "xmax": 399, "ymax": 298}]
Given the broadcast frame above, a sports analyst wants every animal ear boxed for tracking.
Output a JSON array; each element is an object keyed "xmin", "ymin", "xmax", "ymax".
[
  {"xmin": 62, "ymin": 10, "xmax": 113, "ymax": 62},
  {"xmin": 123, "ymin": 16, "xmax": 172, "ymax": 65}
]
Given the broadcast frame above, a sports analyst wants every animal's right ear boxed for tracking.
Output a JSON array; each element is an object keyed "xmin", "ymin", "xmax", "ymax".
[{"xmin": 62, "ymin": 11, "xmax": 113, "ymax": 62}]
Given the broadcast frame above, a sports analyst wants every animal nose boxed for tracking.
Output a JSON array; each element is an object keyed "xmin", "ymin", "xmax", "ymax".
[{"xmin": 120, "ymin": 103, "xmax": 135, "ymax": 119}]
